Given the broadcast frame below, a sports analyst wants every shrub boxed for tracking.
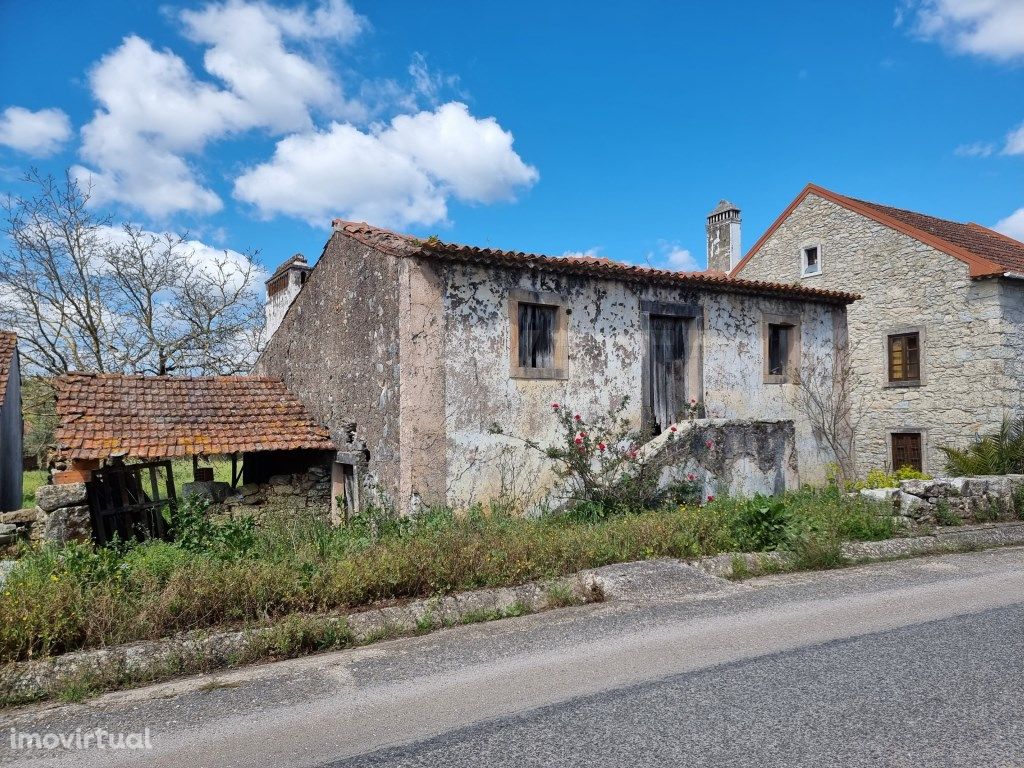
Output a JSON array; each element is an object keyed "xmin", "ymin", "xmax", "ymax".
[
  {"xmin": 492, "ymin": 399, "xmax": 701, "ymax": 519},
  {"xmin": 728, "ymin": 495, "xmax": 793, "ymax": 551},
  {"xmin": 941, "ymin": 416, "xmax": 1024, "ymax": 476},
  {"xmin": 169, "ymin": 496, "xmax": 256, "ymax": 561},
  {"xmin": 852, "ymin": 466, "xmax": 930, "ymax": 490}
]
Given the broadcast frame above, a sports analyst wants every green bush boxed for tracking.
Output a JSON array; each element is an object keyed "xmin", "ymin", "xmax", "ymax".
[
  {"xmin": 941, "ymin": 416, "xmax": 1024, "ymax": 476},
  {"xmin": 851, "ymin": 466, "xmax": 930, "ymax": 490},
  {"xmin": 728, "ymin": 495, "xmax": 793, "ymax": 551}
]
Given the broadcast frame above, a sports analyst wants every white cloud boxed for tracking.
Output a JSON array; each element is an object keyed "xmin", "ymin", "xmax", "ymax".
[
  {"xmin": 0, "ymin": 106, "xmax": 71, "ymax": 157},
  {"xmin": 74, "ymin": 0, "xmax": 367, "ymax": 217},
  {"xmin": 642, "ymin": 240, "xmax": 701, "ymax": 272},
  {"xmin": 908, "ymin": 0, "xmax": 1024, "ymax": 60},
  {"xmin": 954, "ymin": 141, "xmax": 995, "ymax": 157},
  {"xmin": 1004, "ymin": 122, "xmax": 1024, "ymax": 155},
  {"xmin": 562, "ymin": 247, "xmax": 603, "ymax": 259},
  {"xmin": 995, "ymin": 209, "xmax": 1024, "ymax": 242},
  {"xmin": 234, "ymin": 102, "xmax": 538, "ymax": 227}
]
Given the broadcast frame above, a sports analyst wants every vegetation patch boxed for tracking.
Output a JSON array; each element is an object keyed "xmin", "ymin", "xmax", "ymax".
[{"xmin": 0, "ymin": 486, "xmax": 894, "ymax": 665}]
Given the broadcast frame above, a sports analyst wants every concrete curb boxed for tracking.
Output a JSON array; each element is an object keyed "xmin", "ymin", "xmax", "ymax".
[{"xmin": 0, "ymin": 574, "xmax": 602, "ymax": 707}]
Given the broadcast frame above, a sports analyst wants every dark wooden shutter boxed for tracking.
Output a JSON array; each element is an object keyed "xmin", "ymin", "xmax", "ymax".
[
  {"xmin": 518, "ymin": 303, "xmax": 556, "ymax": 369},
  {"xmin": 892, "ymin": 433, "xmax": 923, "ymax": 472},
  {"xmin": 648, "ymin": 316, "xmax": 686, "ymax": 434}
]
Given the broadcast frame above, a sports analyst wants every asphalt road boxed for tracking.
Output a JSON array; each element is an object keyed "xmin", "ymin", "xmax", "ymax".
[{"xmin": 4, "ymin": 547, "xmax": 1024, "ymax": 767}]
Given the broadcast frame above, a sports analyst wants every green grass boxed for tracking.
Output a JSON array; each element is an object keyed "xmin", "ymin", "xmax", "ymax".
[
  {"xmin": 0, "ymin": 486, "xmax": 894, "ymax": 664},
  {"xmin": 21, "ymin": 470, "xmax": 47, "ymax": 509}
]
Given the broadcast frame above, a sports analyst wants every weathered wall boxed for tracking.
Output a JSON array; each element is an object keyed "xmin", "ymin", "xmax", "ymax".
[
  {"xmin": 736, "ymin": 192, "xmax": 1012, "ymax": 474},
  {"xmin": 256, "ymin": 233, "xmax": 402, "ymax": 508},
  {"xmin": 646, "ymin": 419, "xmax": 799, "ymax": 499},
  {"xmin": 426, "ymin": 257, "xmax": 843, "ymax": 509},
  {"xmin": 0, "ymin": 351, "xmax": 22, "ymax": 512}
]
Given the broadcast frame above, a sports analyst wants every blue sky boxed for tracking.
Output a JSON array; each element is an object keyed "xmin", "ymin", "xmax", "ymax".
[{"xmin": 1, "ymin": 0, "xmax": 1023, "ymax": 274}]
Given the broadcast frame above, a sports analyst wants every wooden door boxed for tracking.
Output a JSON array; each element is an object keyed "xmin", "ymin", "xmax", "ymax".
[
  {"xmin": 648, "ymin": 316, "xmax": 686, "ymax": 435},
  {"xmin": 892, "ymin": 433, "xmax": 923, "ymax": 473}
]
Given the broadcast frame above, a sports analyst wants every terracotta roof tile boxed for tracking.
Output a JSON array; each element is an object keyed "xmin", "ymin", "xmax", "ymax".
[
  {"xmin": 54, "ymin": 373, "xmax": 334, "ymax": 461},
  {"xmin": 735, "ymin": 183, "xmax": 1024, "ymax": 279},
  {"xmin": 0, "ymin": 332, "xmax": 16, "ymax": 398},
  {"xmin": 331, "ymin": 220, "xmax": 859, "ymax": 304}
]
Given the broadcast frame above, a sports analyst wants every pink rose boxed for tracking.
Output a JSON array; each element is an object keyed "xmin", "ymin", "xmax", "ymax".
[
  {"xmin": 551, "ymin": 402, "xmax": 560, "ymax": 410},
  {"xmin": 574, "ymin": 414, "xmax": 582, "ymax": 421},
  {"xmin": 706, "ymin": 440, "xmax": 713, "ymax": 449},
  {"xmin": 574, "ymin": 436, "xmax": 583, "ymax": 445},
  {"xmin": 687, "ymin": 473, "xmax": 695, "ymax": 481},
  {"xmin": 669, "ymin": 425, "xmax": 678, "ymax": 433},
  {"xmin": 707, "ymin": 494, "xmax": 715, "ymax": 502},
  {"xmin": 598, "ymin": 442, "xmax": 606, "ymax": 452}
]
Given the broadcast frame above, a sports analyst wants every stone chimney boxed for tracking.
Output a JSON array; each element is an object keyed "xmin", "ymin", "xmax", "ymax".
[
  {"xmin": 706, "ymin": 200, "xmax": 742, "ymax": 274},
  {"xmin": 265, "ymin": 253, "xmax": 311, "ymax": 339}
]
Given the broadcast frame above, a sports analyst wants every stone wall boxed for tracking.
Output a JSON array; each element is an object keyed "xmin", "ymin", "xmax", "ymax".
[
  {"xmin": 646, "ymin": 419, "xmax": 799, "ymax": 500},
  {"xmin": 736, "ymin": 191, "xmax": 1015, "ymax": 474},
  {"xmin": 861, "ymin": 475, "xmax": 1024, "ymax": 527},
  {"xmin": 214, "ymin": 465, "xmax": 332, "ymax": 522}
]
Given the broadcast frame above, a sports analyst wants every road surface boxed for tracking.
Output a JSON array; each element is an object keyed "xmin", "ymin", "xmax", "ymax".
[{"xmin": 3, "ymin": 546, "xmax": 1024, "ymax": 767}]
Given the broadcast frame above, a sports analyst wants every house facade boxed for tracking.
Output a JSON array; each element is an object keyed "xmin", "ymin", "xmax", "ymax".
[
  {"xmin": 258, "ymin": 220, "xmax": 857, "ymax": 514},
  {"xmin": 0, "ymin": 332, "xmax": 22, "ymax": 511},
  {"xmin": 732, "ymin": 184, "xmax": 1024, "ymax": 475}
]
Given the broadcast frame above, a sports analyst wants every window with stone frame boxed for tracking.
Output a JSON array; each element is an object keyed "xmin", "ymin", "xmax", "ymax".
[
  {"xmin": 508, "ymin": 290, "xmax": 568, "ymax": 380},
  {"xmin": 887, "ymin": 332, "xmax": 921, "ymax": 383},
  {"xmin": 892, "ymin": 432, "xmax": 923, "ymax": 473},
  {"xmin": 763, "ymin": 313, "xmax": 801, "ymax": 384},
  {"xmin": 801, "ymin": 245, "xmax": 821, "ymax": 277}
]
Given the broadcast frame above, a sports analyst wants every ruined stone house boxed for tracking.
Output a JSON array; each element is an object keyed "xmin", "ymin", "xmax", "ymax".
[
  {"xmin": 257, "ymin": 217, "xmax": 858, "ymax": 515},
  {"xmin": 731, "ymin": 183, "xmax": 1024, "ymax": 474}
]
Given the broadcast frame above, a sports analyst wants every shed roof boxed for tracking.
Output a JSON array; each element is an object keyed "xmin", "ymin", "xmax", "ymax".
[
  {"xmin": 0, "ymin": 333, "xmax": 16, "ymax": 398},
  {"xmin": 55, "ymin": 373, "xmax": 334, "ymax": 461},
  {"xmin": 734, "ymin": 183, "xmax": 1024, "ymax": 278},
  {"xmin": 332, "ymin": 220, "xmax": 860, "ymax": 304}
]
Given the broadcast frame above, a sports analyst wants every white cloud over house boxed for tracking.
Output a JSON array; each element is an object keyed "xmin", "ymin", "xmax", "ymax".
[
  {"xmin": 12, "ymin": 0, "xmax": 539, "ymax": 226},
  {"xmin": 0, "ymin": 107, "xmax": 71, "ymax": 157}
]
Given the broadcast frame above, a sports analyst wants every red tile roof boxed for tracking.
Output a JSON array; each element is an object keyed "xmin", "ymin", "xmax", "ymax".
[
  {"xmin": 332, "ymin": 220, "xmax": 860, "ymax": 304},
  {"xmin": 0, "ymin": 333, "xmax": 16, "ymax": 398},
  {"xmin": 735, "ymin": 183, "xmax": 1024, "ymax": 278},
  {"xmin": 55, "ymin": 373, "xmax": 334, "ymax": 461}
]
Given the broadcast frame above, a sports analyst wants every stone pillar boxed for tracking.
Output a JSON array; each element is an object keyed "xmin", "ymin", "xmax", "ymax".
[{"xmin": 34, "ymin": 483, "xmax": 93, "ymax": 543}]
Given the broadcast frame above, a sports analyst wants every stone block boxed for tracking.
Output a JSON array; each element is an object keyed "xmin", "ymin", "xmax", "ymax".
[
  {"xmin": 181, "ymin": 481, "xmax": 232, "ymax": 504},
  {"xmin": 0, "ymin": 508, "xmax": 39, "ymax": 525},
  {"xmin": 897, "ymin": 491, "xmax": 929, "ymax": 519},
  {"xmin": 35, "ymin": 482, "xmax": 88, "ymax": 513},
  {"xmin": 42, "ymin": 505, "xmax": 93, "ymax": 543}
]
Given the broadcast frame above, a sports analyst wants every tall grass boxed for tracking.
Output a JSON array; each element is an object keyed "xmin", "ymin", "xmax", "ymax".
[{"xmin": 0, "ymin": 487, "xmax": 892, "ymax": 663}]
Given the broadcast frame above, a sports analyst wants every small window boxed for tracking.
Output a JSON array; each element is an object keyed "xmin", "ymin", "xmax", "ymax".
[
  {"xmin": 892, "ymin": 432, "xmax": 923, "ymax": 473},
  {"xmin": 509, "ymin": 290, "xmax": 567, "ymax": 379},
  {"xmin": 801, "ymin": 245, "xmax": 821, "ymax": 277},
  {"xmin": 888, "ymin": 332, "xmax": 920, "ymax": 383},
  {"xmin": 764, "ymin": 315, "xmax": 800, "ymax": 383},
  {"xmin": 518, "ymin": 303, "xmax": 557, "ymax": 369}
]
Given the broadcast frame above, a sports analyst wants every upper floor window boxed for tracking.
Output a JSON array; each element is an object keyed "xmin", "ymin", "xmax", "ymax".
[
  {"xmin": 518, "ymin": 303, "xmax": 557, "ymax": 369},
  {"xmin": 887, "ymin": 332, "xmax": 920, "ymax": 384},
  {"xmin": 801, "ymin": 245, "xmax": 821, "ymax": 277}
]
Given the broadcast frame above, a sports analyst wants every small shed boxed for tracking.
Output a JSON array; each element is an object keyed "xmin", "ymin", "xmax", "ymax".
[
  {"xmin": 0, "ymin": 332, "xmax": 22, "ymax": 512},
  {"xmin": 53, "ymin": 373, "xmax": 335, "ymax": 542}
]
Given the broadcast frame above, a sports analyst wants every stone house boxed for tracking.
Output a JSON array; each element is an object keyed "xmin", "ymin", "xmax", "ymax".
[
  {"xmin": 731, "ymin": 183, "xmax": 1024, "ymax": 474},
  {"xmin": 0, "ymin": 332, "xmax": 22, "ymax": 512},
  {"xmin": 257, "ymin": 219, "xmax": 858, "ymax": 515}
]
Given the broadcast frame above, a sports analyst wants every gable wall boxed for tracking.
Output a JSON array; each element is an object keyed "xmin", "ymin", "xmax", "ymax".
[
  {"xmin": 736, "ymin": 192, "xmax": 1011, "ymax": 474},
  {"xmin": 425, "ymin": 258, "xmax": 842, "ymax": 509},
  {"xmin": 256, "ymin": 233, "xmax": 403, "ymax": 508}
]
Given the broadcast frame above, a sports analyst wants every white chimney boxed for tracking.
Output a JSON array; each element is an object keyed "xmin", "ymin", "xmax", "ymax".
[
  {"xmin": 706, "ymin": 200, "xmax": 742, "ymax": 273},
  {"xmin": 265, "ymin": 253, "xmax": 311, "ymax": 339}
]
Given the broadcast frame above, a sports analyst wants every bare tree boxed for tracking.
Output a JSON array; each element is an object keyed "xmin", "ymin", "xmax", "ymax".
[
  {"xmin": 792, "ymin": 338, "xmax": 863, "ymax": 485},
  {"xmin": 0, "ymin": 170, "xmax": 264, "ymax": 376}
]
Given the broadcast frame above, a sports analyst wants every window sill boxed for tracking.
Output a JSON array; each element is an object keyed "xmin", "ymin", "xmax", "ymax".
[
  {"xmin": 884, "ymin": 380, "xmax": 923, "ymax": 388},
  {"xmin": 511, "ymin": 367, "xmax": 567, "ymax": 381},
  {"xmin": 763, "ymin": 375, "xmax": 798, "ymax": 385},
  {"xmin": 800, "ymin": 270, "xmax": 822, "ymax": 279}
]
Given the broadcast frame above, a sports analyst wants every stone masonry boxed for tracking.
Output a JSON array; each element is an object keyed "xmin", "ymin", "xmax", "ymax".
[
  {"xmin": 736, "ymin": 191, "xmax": 1022, "ymax": 474},
  {"xmin": 861, "ymin": 474, "xmax": 1024, "ymax": 528}
]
